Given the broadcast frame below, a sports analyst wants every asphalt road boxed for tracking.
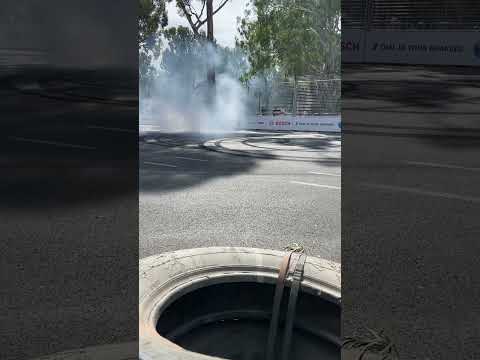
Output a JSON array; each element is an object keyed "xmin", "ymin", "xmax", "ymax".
[
  {"xmin": 342, "ymin": 64, "xmax": 480, "ymax": 360},
  {"xmin": 1, "ymin": 67, "xmax": 138, "ymax": 360},
  {"xmin": 139, "ymin": 131, "xmax": 341, "ymax": 263},
  {"xmin": 5, "ymin": 62, "xmax": 479, "ymax": 360}
]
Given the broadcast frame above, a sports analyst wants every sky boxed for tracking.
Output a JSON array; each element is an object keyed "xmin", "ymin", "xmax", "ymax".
[{"xmin": 166, "ymin": 0, "xmax": 250, "ymax": 48}]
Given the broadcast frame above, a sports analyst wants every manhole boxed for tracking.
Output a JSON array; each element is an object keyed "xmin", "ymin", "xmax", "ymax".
[
  {"xmin": 156, "ymin": 281, "xmax": 340, "ymax": 360},
  {"xmin": 140, "ymin": 247, "xmax": 341, "ymax": 360}
]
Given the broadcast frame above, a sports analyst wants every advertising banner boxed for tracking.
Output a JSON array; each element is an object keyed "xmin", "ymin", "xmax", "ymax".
[
  {"xmin": 246, "ymin": 115, "xmax": 341, "ymax": 132},
  {"xmin": 366, "ymin": 31, "xmax": 480, "ymax": 66},
  {"xmin": 343, "ymin": 30, "xmax": 480, "ymax": 66},
  {"xmin": 342, "ymin": 30, "xmax": 366, "ymax": 63}
]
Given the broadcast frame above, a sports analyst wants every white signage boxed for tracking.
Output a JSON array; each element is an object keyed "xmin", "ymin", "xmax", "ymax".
[
  {"xmin": 342, "ymin": 30, "xmax": 365, "ymax": 63},
  {"xmin": 245, "ymin": 115, "xmax": 341, "ymax": 132},
  {"xmin": 342, "ymin": 30, "xmax": 480, "ymax": 66}
]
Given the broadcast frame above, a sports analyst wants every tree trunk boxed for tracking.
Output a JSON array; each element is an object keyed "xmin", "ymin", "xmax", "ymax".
[
  {"xmin": 206, "ymin": 0, "xmax": 214, "ymax": 43},
  {"xmin": 206, "ymin": 0, "xmax": 215, "ymax": 86},
  {"xmin": 292, "ymin": 74, "xmax": 297, "ymax": 115},
  {"xmin": 263, "ymin": 74, "xmax": 270, "ymax": 113}
]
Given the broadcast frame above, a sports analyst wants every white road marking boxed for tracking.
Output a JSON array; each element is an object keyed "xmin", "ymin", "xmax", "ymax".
[
  {"xmin": 88, "ymin": 125, "xmax": 136, "ymax": 133},
  {"xmin": 362, "ymin": 183, "xmax": 480, "ymax": 203},
  {"xmin": 174, "ymin": 172, "xmax": 209, "ymax": 175},
  {"xmin": 175, "ymin": 156, "xmax": 208, "ymax": 162},
  {"xmin": 290, "ymin": 181, "xmax": 340, "ymax": 190},
  {"xmin": 405, "ymin": 161, "xmax": 480, "ymax": 172},
  {"xmin": 143, "ymin": 161, "xmax": 177, "ymax": 168},
  {"xmin": 9, "ymin": 136, "xmax": 96, "ymax": 150},
  {"xmin": 309, "ymin": 171, "xmax": 341, "ymax": 177}
]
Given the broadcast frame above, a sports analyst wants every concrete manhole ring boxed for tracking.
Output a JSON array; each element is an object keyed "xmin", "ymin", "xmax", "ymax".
[
  {"xmin": 27, "ymin": 248, "xmax": 392, "ymax": 360},
  {"xmin": 140, "ymin": 247, "xmax": 341, "ymax": 360}
]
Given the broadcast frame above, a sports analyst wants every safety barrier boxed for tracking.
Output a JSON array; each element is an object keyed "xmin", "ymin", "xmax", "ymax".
[{"xmin": 245, "ymin": 114, "xmax": 341, "ymax": 132}]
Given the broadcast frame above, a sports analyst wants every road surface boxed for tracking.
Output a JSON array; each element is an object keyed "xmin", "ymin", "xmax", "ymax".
[
  {"xmin": 342, "ymin": 64, "xmax": 480, "ymax": 360},
  {"xmin": 139, "ymin": 130, "xmax": 341, "ymax": 263},
  {"xmin": 1, "ymin": 68, "xmax": 138, "ymax": 360}
]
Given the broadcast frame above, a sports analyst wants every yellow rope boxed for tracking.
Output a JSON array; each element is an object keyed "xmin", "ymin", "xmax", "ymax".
[{"xmin": 284, "ymin": 243, "xmax": 305, "ymax": 253}]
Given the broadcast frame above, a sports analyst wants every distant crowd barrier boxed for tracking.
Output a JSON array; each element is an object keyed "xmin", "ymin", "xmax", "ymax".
[{"xmin": 245, "ymin": 115, "xmax": 341, "ymax": 132}]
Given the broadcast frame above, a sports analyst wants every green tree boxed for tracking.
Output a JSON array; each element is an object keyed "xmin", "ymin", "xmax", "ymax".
[
  {"xmin": 161, "ymin": 26, "xmax": 208, "ymax": 89},
  {"xmin": 238, "ymin": 0, "xmax": 340, "ymax": 79},
  {"xmin": 237, "ymin": 1, "xmax": 277, "ymax": 80},
  {"xmin": 170, "ymin": 0, "xmax": 233, "ymax": 87},
  {"xmin": 139, "ymin": 0, "xmax": 168, "ymax": 93},
  {"xmin": 216, "ymin": 46, "xmax": 250, "ymax": 81},
  {"xmin": 139, "ymin": 0, "xmax": 168, "ymax": 46},
  {"xmin": 161, "ymin": 27, "xmax": 249, "ymax": 92}
]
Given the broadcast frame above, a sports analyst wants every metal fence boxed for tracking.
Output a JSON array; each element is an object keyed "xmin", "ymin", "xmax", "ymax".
[
  {"xmin": 342, "ymin": 0, "xmax": 480, "ymax": 31},
  {"xmin": 252, "ymin": 76, "xmax": 340, "ymax": 116}
]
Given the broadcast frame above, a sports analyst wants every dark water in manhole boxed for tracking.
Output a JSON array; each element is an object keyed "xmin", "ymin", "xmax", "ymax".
[{"xmin": 157, "ymin": 282, "xmax": 340, "ymax": 360}]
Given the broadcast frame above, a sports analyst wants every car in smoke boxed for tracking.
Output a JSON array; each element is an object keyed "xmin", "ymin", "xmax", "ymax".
[{"xmin": 272, "ymin": 107, "xmax": 287, "ymax": 116}]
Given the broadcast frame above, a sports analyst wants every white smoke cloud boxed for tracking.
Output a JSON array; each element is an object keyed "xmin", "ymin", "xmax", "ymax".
[{"xmin": 140, "ymin": 42, "xmax": 249, "ymax": 133}]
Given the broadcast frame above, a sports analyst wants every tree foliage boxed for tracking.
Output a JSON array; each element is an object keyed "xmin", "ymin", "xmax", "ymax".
[
  {"xmin": 161, "ymin": 26, "xmax": 249, "ymax": 88},
  {"xmin": 139, "ymin": 0, "xmax": 168, "ymax": 46},
  {"xmin": 161, "ymin": 26, "xmax": 207, "ymax": 88},
  {"xmin": 216, "ymin": 46, "xmax": 250, "ymax": 82},
  {"xmin": 238, "ymin": 0, "xmax": 340, "ymax": 79},
  {"xmin": 171, "ymin": 0, "xmax": 233, "ymax": 87},
  {"xmin": 139, "ymin": 0, "xmax": 168, "ymax": 86}
]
